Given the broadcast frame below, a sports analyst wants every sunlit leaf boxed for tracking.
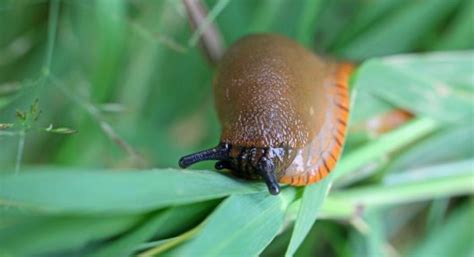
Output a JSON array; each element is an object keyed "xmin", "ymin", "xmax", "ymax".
[{"xmin": 0, "ymin": 169, "xmax": 265, "ymax": 214}]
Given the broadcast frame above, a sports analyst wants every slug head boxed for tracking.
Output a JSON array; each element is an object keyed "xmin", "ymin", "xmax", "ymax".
[{"xmin": 179, "ymin": 143, "xmax": 294, "ymax": 195}]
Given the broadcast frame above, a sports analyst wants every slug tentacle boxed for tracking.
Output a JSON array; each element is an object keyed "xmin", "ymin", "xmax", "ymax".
[
  {"xmin": 256, "ymin": 157, "xmax": 280, "ymax": 195},
  {"xmin": 178, "ymin": 144, "xmax": 229, "ymax": 168}
]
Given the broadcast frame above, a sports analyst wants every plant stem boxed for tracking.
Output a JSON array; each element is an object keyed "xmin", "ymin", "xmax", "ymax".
[
  {"xmin": 15, "ymin": 130, "xmax": 25, "ymax": 174},
  {"xmin": 137, "ymin": 223, "xmax": 203, "ymax": 257}
]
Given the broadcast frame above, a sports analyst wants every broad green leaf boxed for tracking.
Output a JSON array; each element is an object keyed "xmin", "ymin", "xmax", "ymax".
[
  {"xmin": 0, "ymin": 169, "xmax": 265, "ymax": 214},
  {"xmin": 285, "ymin": 175, "xmax": 332, "ymax": 256},
  {"xmin": 0, "ymin": 213, "xmax": 143, "ymax": 257},
  {"xmin": 409, "ymin": 202, "xmax": 474, "ymax": 257},
  {"xmin": 353, "ymin": 52, "xmax": 474, "ymax": 123},
  {"xmin": 383, "ymin": 51, "xmax": 474, "ymax": 89},
  {"xmin": 162, "ymin": 189, "xmax": 295, "ymax": 257}
]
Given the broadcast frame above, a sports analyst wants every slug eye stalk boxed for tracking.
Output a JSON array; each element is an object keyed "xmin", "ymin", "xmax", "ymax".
[
  {"xmin": 179, "ymin": 144, "xmax": 281, "ymax": 195},
  {"xmin": 178, "ymin": 144, "xmax": 229, "ymax": 168},
  {"xmin": 256, "ymin": 157, "xmax": 281, "ymax": 195}
]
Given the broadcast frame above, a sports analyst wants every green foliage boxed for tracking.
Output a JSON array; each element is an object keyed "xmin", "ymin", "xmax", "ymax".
[
  {"xmin": 0, "ymin": 169, "xmax": 264, "ymax": 214},
  {"xmin": 0, "ymin": 0, "xmax": 473, "ymax": 256}
]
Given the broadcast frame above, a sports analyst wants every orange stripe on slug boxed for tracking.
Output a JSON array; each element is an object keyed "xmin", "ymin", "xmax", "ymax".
[
  {"xmin": 319, "ymin": 164, "xmax": 328, "ymax": 179},
  {"xmin": 325, "ymin": 153, "xmax": 336, "ymax": 170},
  {"xmin": 300, "ymin": 62, "xmax": 354, "ymax": 185}
]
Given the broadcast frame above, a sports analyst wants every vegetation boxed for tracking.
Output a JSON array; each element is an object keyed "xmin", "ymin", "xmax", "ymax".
[{"xmin": 0, "ymin": 0, "xmax": 473, "ymax": 256}]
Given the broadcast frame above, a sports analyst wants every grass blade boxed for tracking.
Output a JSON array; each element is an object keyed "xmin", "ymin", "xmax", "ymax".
[
  {"xmin": 314, "ymin": 160, "xmax": 474, "ymax": 219},
  {"xmin": 335, "ymin": 117, "xmax": 439, "ymax": 181},
  {"xmin": 386, "ymin": 123, "xmax": 474, "ymax": 172},
  {"xmin": 329, "ymin": 160, "xmax": 474, "ymax": 217},
  {"xmin": 163, "ymin": 189, "xmax": 295, "ymax": 257},
  {"xmin": 0, "ymin": 169, "xmax": 266, "ymax": 214},
  {"xmin": 285, "ymin": 176, "xmax": 332, "ymax": 256},
  {"xmin": 353, "ymin": 52, "xmax": 474, "ymax": 123},
  {"xmin": 382, "ymin": 51, "xmax": 474, "ymax": 89}
]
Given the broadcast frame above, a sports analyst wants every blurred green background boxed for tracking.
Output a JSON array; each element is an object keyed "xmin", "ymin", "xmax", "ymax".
[{"xmin": 0, "ymin": 0, "xmax": 473, "ymax": 256}]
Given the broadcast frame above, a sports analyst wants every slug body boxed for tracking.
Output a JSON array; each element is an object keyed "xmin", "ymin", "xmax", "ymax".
[{"xmin": 179, "ymin": 34, "xmax": 353, "ymax": 195}]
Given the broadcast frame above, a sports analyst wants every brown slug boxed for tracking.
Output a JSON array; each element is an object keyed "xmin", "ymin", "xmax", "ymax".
[{"xmin": 179, "ymin": 34, "xmax": 354, "ymax": 195}]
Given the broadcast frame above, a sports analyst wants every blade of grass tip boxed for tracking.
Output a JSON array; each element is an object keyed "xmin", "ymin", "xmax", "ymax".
[
  {"xmin": 334, "ymin": 117, "xmax": 439, "ymax": 182},
  {"xmin": 188, "ymin": 0, "xmax": 230, "ymax": 47},
  {"xmin": 285, "ymin": 175, "xmax": 332, "ymax": 257},
  {"xmin": 163, "ymin": 189, "xmax": 296, "ymax": 257},
  {"xmin": 296, "ymin": 0, "xmax": 324, "ymax": 47}
]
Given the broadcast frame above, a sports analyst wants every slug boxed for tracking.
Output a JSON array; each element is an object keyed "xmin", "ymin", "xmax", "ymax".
[{"xmin": 179, "ymin": 34, "xmax": 354, "ymax": 195}]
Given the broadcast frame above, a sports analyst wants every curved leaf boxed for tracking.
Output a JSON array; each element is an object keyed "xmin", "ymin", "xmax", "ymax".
[{"xmin": 0, "ymin": 169, "xmax": 265, "ymax": 214}]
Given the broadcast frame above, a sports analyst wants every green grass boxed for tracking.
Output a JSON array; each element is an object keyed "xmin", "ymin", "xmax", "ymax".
[{"xmin": 0, "ymin": 0, "xmax": 473, "ymax": 256}]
